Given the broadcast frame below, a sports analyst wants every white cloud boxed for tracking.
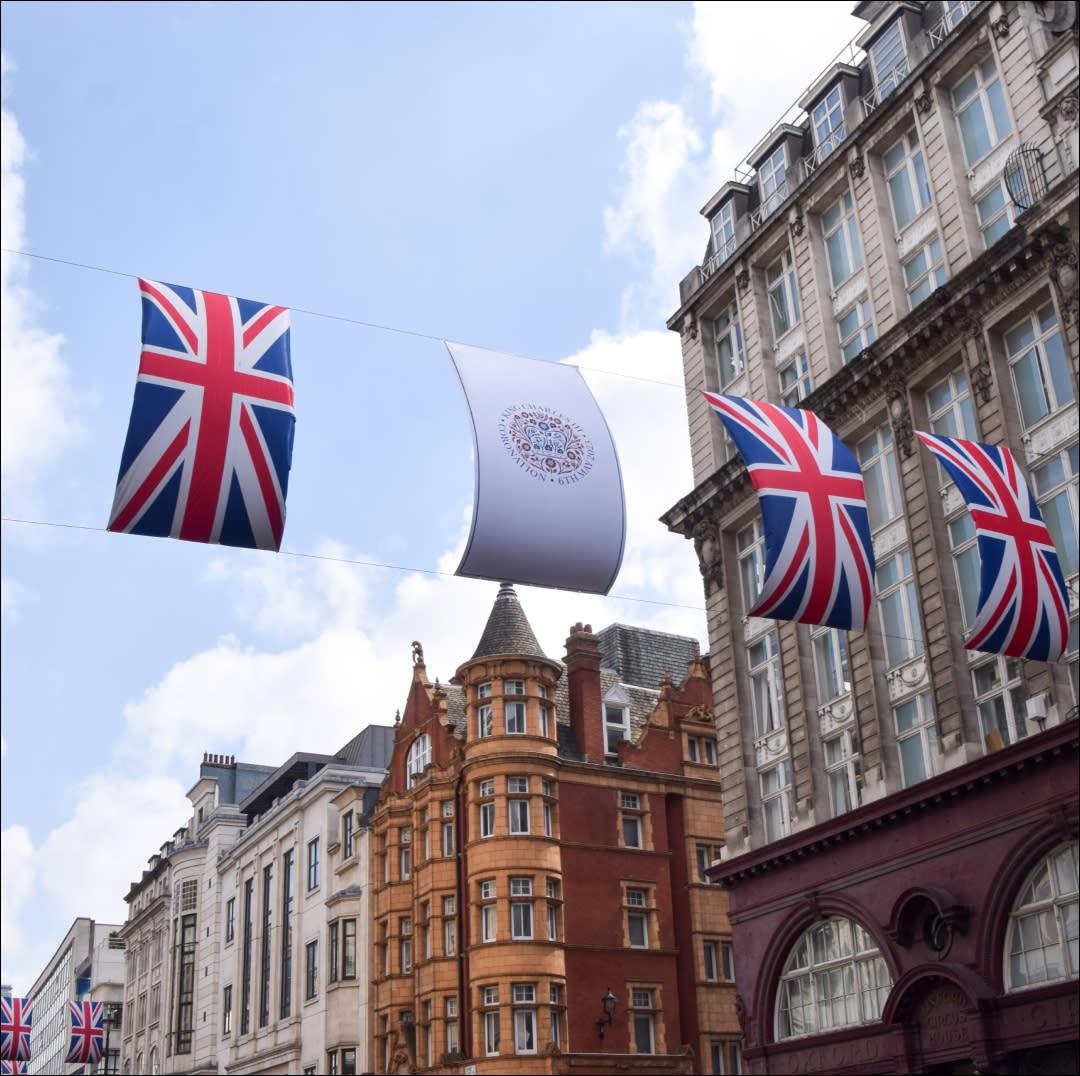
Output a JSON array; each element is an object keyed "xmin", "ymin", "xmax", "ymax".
[
  {"xmin": 0, "ymin": 824, "xmax": 36, "ymax": 986},
  {"xmin": 0, "ymin": 54, "xmax": 79, "ymax": 505}
]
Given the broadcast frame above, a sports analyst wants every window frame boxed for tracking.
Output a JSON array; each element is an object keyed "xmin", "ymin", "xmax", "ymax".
[{"xmin": 822, "ymin": 191, "xmax": 863, "ymax": 288}]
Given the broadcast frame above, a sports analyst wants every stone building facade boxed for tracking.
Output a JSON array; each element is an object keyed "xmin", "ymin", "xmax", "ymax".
[
  {"xmin": 371, "ymin": 584, "xmax": 738, "ymax": 1076},
  {"xmin": 663, "ymin": 1, "xmax": 1078, "ymax": 1073}
]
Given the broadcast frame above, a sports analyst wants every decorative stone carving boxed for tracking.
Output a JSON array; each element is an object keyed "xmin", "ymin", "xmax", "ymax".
[
  {"xmin": 991, "ymin": 13, "xmax": 1010, "ymax": 37},
  {"xmin": 693, "ymin": 519, "xmax": 724, "ymax": 596},
  {"xmin": 887, "ymin": 656, "xmax": 929, "ymax": 700},
  {"xmin": 735, "ymin": 265, "xmax": 750, "ymax": 292},
  {"xmin": 1061, "ymin": 94, "xmax": 1079, "ymax": 124},
  {"xmin": 1050, "ymin": 240, "xmax": 1078, "ymax": 325},
  {"xmin": 886, "ymin": 376, "xmax": 915, "ymax": 458},
  {"xmin": 789, "ymin": 204, "xmax": 805, "ymax": 238},
  {"xmin": 848, "ymin": 147, "xmax": 865, "ymax": 180},
  {"xmin": 961, "ymin": 315, "xmax": 994, "ymax": 403}
]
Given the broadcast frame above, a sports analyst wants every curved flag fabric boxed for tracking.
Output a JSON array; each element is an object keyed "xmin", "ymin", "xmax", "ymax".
[
  {"xmin": 447, "ymin": 342, "xmax": 626, "ymax": 594},
  {"xmin": 66, "ymin": 1001, "xmax": 104, "ymax": 1065},
  {"xmin": 916, "ymin": 433, "xmax": 1069, "ymax": 662},
  {"xmin": 108, "ymin": 279, "xmax": 295, "ymax": 551},
  {"xmin": 0, "ymin": 997, "xmax": 33, "ymax": 1063},
  {"xmin": 702, "ymin": 393, "xmax": 875, "ymax": 631},
  {"xmin": 1, "ymin": 1062, "xmax": 29, "ymax": 1075}
]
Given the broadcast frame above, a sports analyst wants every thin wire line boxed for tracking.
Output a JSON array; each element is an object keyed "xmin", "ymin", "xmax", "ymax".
[
  {"xmin": 0, "ymin": 516, "xmax": 709, "ymax": 613},
  {"xmin": 0, "ymin": 247, "xmax": 686, "ymax": 390}
]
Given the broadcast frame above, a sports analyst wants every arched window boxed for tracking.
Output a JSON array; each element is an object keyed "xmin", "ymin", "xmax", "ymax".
[
  {"xmin": 776, "ymin": 917, "xmax": 892, "ymax": 1040},
  {"xmin": 406, "ymin": 734, "xmax": 432, "ymax": 789},
  {"xmin": 1006, "ymin": 840, "xmax": 1079, "ymax": 991}
]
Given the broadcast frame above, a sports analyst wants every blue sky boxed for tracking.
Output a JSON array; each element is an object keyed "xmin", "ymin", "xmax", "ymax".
[{"xmin": 1, "ymin": 1, "xmax": 864, "ymax": 993}]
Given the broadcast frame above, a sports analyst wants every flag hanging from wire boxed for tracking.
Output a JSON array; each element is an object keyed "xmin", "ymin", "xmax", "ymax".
[
  {"xmin": 108, "ymin": 279, "xmax": 295, "ymax": 550},
  {"xmin": 66, "ymin": 1002, "xmax": 104, "ymax": 1066},
  {"xmin": 703, "ymin": 393, "xmax": 875, "ymax": 631},
  {"xmin": 916, "ymin": 433, "xmax": 1069, "ymax": 661},
  {"xmin": 0, "ymin": 997, "xmax": 33, "ymax": 1064},
  {"xmin": 446, "ymin": 342, "xmax": 626, "ymax": 593}
]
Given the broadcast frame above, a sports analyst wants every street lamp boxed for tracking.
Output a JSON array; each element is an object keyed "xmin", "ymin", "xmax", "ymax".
[
  {"xmin": 99, "ymin": 1003, "xmax": 120, "ymax": 1075},
  {"xmin": 595, "ymin": 988, "xmax": 617, "ymax": 1039}
]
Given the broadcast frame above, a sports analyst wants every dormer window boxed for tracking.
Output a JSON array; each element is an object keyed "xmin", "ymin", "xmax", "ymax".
[
  {"xmin": 811, "ymin": 85, "xmax": 845, "ymax": 162},
  {"xmin": 758, "ymin": 145, "xmax": 788, "ymax": 221},
  {"xmin": 406, "ymin": 734, "xmax": 432, "ymax": 789},
  {"xmin": 605, "ymin": 705, "xmax": 630, "ymax": 761},
  {"xmin": 868, "ymin": 20, "xmax": 909, "ymax": 107},
  {"xmin": 711, "ymin": 201, "xmax": 737, "ymax": 265}
]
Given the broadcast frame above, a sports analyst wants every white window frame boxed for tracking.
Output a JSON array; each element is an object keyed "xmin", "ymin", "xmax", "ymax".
[
  {"xmin": 766, "ymin": 250, "xmax": 801, "ymax": 340},
  {"xmin": 737, "ymin": 519, "xmax": 767, "ymax": 612},
  {"xmin": 1031, "ymin": 444, "xmax": 1079, "ymax": 580},
  {"xmin": 973, "ymin": 655, "xmax": 1029, "ymax": 749},
  {"xmin": 631, "ymin": 989, "xmax": 657, "ymax": 1054},
  {"xmin": 948, "ymin": 510, "xmax": 981, "ymax": 628},
  {"xmin": 761, "ymin": 762, "xmax": 793, "ymax": 842},
  {"xmin": 479, "ymin": 802, "xmax": 495, "ymax": 839},
  {"xmin": 952, "ymin": 55, "xmax": 1012, "ymax": 167},
  {"xmin": 779, "ymin": 351, "xmax": 812, "ymax": 407},
  {"xmin": 758, "ymin": 144, "xmax": 788, "ymax": 221},
  {"xmin": 478, "ymin": 703, "xmax": 493, "ymax": 738},
  {"xmin": 869, "ymin": 19, "xmax": 908, "ymax": 104},
  {"xmin": 876, "ymin": 548, "xmax": 924, "ymax": 667},
  {"xmin": 823, "ymin": 191, "xmax": 863, "ymax": 288},
  {"xmin": 883, "ymin": 129, "xmax": 931, "ymax": 231},
  {"xmin": 811, "ymin": 85, "xmax": 846, "ymax": 162},
  {"xmin": 838, "ymin": 300, "xmax": 875, "ymax": 363},
  {"xmin": 749, "ymin": 631, "xmax": 784, "ymax": 737},
  {"xmin": 714, "ymin": 301, "xmax": 745, "ymax": 388},
  {"xmin": 824, "ymin": 729, "xmax": 861, "ymax": 817},
  {"xmin": 510, "ymin": 900, "xmax": 534, "ymax": 941},
  {"xmin": 857, "ymin": 427, "xmax": 902, "ymax": 532},
  {"xmin": 903, "ymin": 236, "xmax": 947, "ymax": 308},
  {"xmin": 712, "ymin": 201, "xmax": 737, "ymax": 265},
  {"xmin": 481, "ymin": 903, "xmax": 497, "ymax": 943},
  {"xmin": 505, "ymin": 699, "xmax": 526, "ymax": 735},
  {"xmin": 605, "ymin": 705, "xmax": 631, "ymax": 759},
  {"xmin": 976, "ymin": 178, "xmax": 1016, "ymax": 248},
  {"xmin": 508, "ymin": 799, "xmax": 530, "ymax": 835},
  {"xmin": 812, "ymin": 627, "xmax": 850, "ymax": 703},
  {"xmin": 894, "ymin": 693, "xmax": 939, "ymax": 787},
  {"xmin": 507, "ymin": 775, "xmax": 529, "ymax": 794},
  {"xmin": 406, "ymin": 734, "xmax": 432, "ymax": 789},
  {"xmin": 1005, "ymin": 303, "xmax": 1073, "ymax": 432}
]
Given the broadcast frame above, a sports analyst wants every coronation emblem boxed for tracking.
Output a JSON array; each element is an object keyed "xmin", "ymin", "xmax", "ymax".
[{"xmin": 498, "ymin": 404, "xmax": 595, "ymax": 484}]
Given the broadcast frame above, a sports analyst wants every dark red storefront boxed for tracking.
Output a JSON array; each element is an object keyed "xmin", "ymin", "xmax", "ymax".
[{"xmin": 710, "ymin": 720, "xmax": 1079, "ymax": 1074}]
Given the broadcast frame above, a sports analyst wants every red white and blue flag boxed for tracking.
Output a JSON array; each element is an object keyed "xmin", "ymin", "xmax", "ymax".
[
  {"xmin": 0, "ymin": 996, "xmax": 33, "ymax": 1063},
  {"xmin": 917, "ymin": 433, "xmax": 1069, "ymax": 662},
  {"xmin": 66, "ymin": 1001, "xmax": 104, "ymax": 1065},
  {"xmin": 108, "ymin": 279, "xmax": 295, "ymax": 550},
  {"xmin": 1, "ymin": 1062, "xmax": 29, "ymax": 1074},
  {"xmin": 703, "ymin": 393, "xmax": 875, "ymax": 631}
]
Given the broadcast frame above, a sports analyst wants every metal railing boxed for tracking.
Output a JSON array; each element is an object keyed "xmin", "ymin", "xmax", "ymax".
[
  {"xmin": 926, "ymin": 0, "xmax": 980, "ymax": 48},
  {"xmin": 1004, "ymin": 143, "xmax": 1048, "ymax": 210},
  {"xmin": 862, "ymin": 58, "xmax": 910, "ymax": 115},
  {"xmin": 802, "ymin": 124, "xmax": 848, "ymax": 179}
]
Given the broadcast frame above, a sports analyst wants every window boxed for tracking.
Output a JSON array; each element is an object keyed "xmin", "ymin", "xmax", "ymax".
[
  {"xmin": 877, "ymin": 549, "xmax": 924, "ymax": 667},
  {"xmin": 696, "ymin": 844, "xmax": 720, "ymax": 884},
  {"xmin": 779, "ymin": 351, "xmax": 812, "ymax": 406},
  {"xmin": 329, "ymin": 921, "xmax": 340, "ymax": 983},
  {"xmin": 838, "ymin": 300, "xmax": 875, "ymax": 363},
  {"xmin": 482, "ymin": 902, "xmax": 498, "ymax": 942},
  {"xmin": 823, "ymin": 193, "xmax": 862, "ymax": 287},
  {"xmin": 813, "ymin": 627, "xmax": 850, "ymax": 702},
  {"xmin": 812, "ymin": 84, "xmax": 845, "ymax": 162},
  {"xmin": 342, "ymin": 811, "xmax": 354, "ymax": 858},
  {"xmin": 758, "ymin": 143, "xmax": 788, "ymax": 220},
  {"xmin": 948, "ymin": 511, "xmax": 981, "ymax": 626},
  {"xmin": 749, "ymin": 632, "xmax": 784, "ymax": 737},
  {"xmin": 714, "ymin": 302, "xmax": 745, "ymax": 387},
  {"xmin": 445, "ymin": 997, "xmax": 459, "ymax": 1055},
  {"xmin": 259, "ymin": 862, "xmax": 273, "ymax": 1026},
  {"xmin": 400, "ymin": 918, "xmax": 412, "ymax": 974},
  {"xmin": 481, "ymin": 878, "xmax": 496, "ymax": 899},
  {"xmin": 241, "ymin": 878, "xmax": 254, "ymax": 1035},
  {"xmin": 927, "ymin": 370, "xmax": 975, "ymax": 443},
  {"xmin": 722, "ymin": 941, "xmax": 735, "ymax": 981},
  {"xmin": 442, "ymin": 821, "xmax": 455, "ymax": 856},
  {"xmin": 1006, "ymin": 303, "xmax": 1073, "ymax": 431},
  {"xmin": 511, "ymin": 878, "xmax": 534, "ymax": 939},
  {"xmin": 399, "ymin": 844, "xmax": 411, "ymax": 880},
  {"xmin": 776, "ymin": 917, "xmax": 892, "ymax": 1039},
  {"xmin": 480, "ymin": 802, "xmax": 495, "ymax": 838},
  {"xmin": 508, "ymin": 775, "xmax": 529, "ymax": 793},
  {"xmin": 712, "ymin": 200, "xmax": 737, "ymax": 265},
  {"xmin": 627, "ymin": 888, "xmax": 650, "ymax": 948},
  {"xmin": 767, "ymin": 250, "xmax": 801, "ymax": 339},
  {"xmin": 761, "ymin": 762, "xmax": 793, "ymax": 842},
  {"xmin": 687, "ymin": 737, "xmax": 717, "ymax": 766},
  {"xmin": 509, "ymin": 798, "xmax": 530, "ymax": 834},
  {"xmin": 883, "ymin": 130, "xmax": 931, "ymax": 230},
  {"xmin": 444, "ymin": 916, "xmax": 457, "ymax": 957},
  {"xmin": 976, "ymin": 179, "xmax": 1016, "ymax": 247},
  {"xmin": 222, "ymin": 985, "xmax": 233, "ymax": 1036},
  {"xmin": 631, "ymin": 988, "xmax": 657, "ymax": 1054},
  {"xmin": 304, "ymin": 939, "xmax": 318, "ymax": 1000},
  {"xmin": 342, "ymin": 919, "xmax": 357, "ymax": 979},
  {"xmin": 504, "ymin": 678, "xmax": 525, "ymax": 695},
  {"xmin": 505, "ymin": 699, "xmax": 527, "ymax": 735},
  {"xmin": 857, "ymin": 428, "xmax": 902, "ymax": 531},
  {"xmin": 824, "ymin": 731, "xmax": 861, "ymax": 816},
  {"xmin": 953, "ymin": 55, "xmax": 1012, "ymax": 166},
  {"xmin": 711, "ymin": 1041, "xmax": 744, "ymax": 1074},
  {"xmin": 483, "ymin": 986, "xmax": 500, "ymax": 1056},
  {"xmin": 479, "ymin": 778, "xmax": 494, "ymax": 797},
  {"xmin": 307, "ymin": 837, "xmax": 320, "ymax": 890},
  {"xmin": 623, "ymin": 813, "xmax": 643, "ymax": 849},
  {"xmin": 704, "ymin": 940, "xmax": 720, "ymax": 981},
  {"xmin": 543, "ymin": 801, "xmax": 553, "ymax": 837},
  {"xmin": 895, "ymin": 694, "xmax": 939, "ymax": 787},
  {"xmin": 1006, "ymin": 841, "xmax": 1079, "ymax": 990},
  {"xmin": 327, "ymin": 1051, "xmax": 339, "ymax": 1076},
  {"xmin": 342, "ymin": 1048, "xmax": 357, "ymax": 1076},
  {"xmin": 539, "ymin": 703, "xmax": 550, "ymax": 737},
  {"xmin": 605, "ymin": 704, "xmax": 630, "ymax": 759},
  {"xmin": 1032, "ymin": 444, "xmax": 1079, "ymax": 578},
  {"xmin": 478, "ymin": 681, "xmax": 492, "ymax": 698},
  {"xmin": 406, "ymin": 733, "xmax": 432, "ymax": 788},
  {"xmin": 478, "ymin": 703, "xmax": 493, "ymax": 738},
  {"xmin": 550, "ymin": 984, "xmax": 564, "ymax": 1047},
  {"xmin": 512, "ymin": 984, "xmax": 537, "ymax": 1055},
  {"xmin": 904, "ymin": 237, "xmax": 947, "ymax": 308},
  {"xmin": 547, "ymin": 886, "xmax": 559, "ymax": 940},
  {"xmin": 442, "ymin": 799, "xmax": 454, "ymax": 817},
  {"xmin": 225, "ymin": 897, "xmax": 236, "ymax": 943},
  {"xmin": 974, "ymin": 656, "xmax": 1028, "ymax": 748},
  {"xmin": 869, "ymin": 19, "xmax": 907, "ymax": 102},
  {"xmin": 738, "ymin": 519, "xmax": 767, "ymax": 610}
]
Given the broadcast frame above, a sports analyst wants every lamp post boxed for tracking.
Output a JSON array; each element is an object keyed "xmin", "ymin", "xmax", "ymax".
[
  {"xmin": 99, "ymin": 1003, "xmax": 120, "ymax": 1075},
  {"xmin": 595, "ymin": 988, "xmax": 617, "ymax": 1040}
]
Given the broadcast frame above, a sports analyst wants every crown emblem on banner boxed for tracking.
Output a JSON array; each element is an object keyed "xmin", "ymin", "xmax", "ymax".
[{"xmin": 523, "ymin": 420, "xmax": 568, "ymax": 460}]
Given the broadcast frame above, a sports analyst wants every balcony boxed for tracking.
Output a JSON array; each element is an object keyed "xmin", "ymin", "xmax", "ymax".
[
  {"xmin": 802, "ymin": 124, "xmax": 848, "ymax": 179},
  {"xmin": 750, "ymin": 181, "xmax": 790, "ymax": 230},
  {"xmin": 701, "ymin": 237, "xmax": 737, "ymax": 282},
  {"xmin": 926, "ymin": 0, "xmax": 979, "ymax": 49},
  {"xmin": 862, "ymin": 58, "xmax": 909, "ymax": 115}
]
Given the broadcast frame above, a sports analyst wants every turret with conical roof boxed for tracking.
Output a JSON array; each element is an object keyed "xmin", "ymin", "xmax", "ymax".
[{"xmin": 470, "ymin": 582, "xmax": 550, "ymax": 662}]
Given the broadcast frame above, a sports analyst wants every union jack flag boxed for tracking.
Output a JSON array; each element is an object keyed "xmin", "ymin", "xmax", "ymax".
[
  {"xmin": 66, "ymin": 1001, "xmax": 104, "ymax": 1065},
  {"xmin": 916, "ymin": 433, "xmax": 1069, "ymax": 662},
  {"xmin": 0, "ymin": 996, "xmax": 33, "ymax": 1063},
  {"xmin": 703, "ymin": 393, "xmax": 875, "ymax": 631},
  {"xmin": 108, "ymin": 279, "xmax": 295, "ymax": 550},
  {"xmin": 1, "ymin": 1062, "xmax": 28, "ymax": 1075}
]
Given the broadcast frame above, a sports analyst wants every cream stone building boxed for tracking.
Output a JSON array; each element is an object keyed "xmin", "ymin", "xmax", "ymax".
[
  {"xmin": 663, "ymin": 1, "xmax": 1078, "ymax": 1072},
  {"xmin": 118, "ymin": 728, "xmax": 391, "ymax": 1075}
]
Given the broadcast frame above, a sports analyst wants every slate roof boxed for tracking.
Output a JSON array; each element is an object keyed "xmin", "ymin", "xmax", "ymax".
[
  {"xmin": 470, "ymin": 583, "xmax": 549, "ymax": 662},
  {"xmin": 596, "ymin": 623, "xmax": 700, "ymax": 690},
  {"xmin": 336, "ymin": 724, "xmax": 396, "ymax": 769}
]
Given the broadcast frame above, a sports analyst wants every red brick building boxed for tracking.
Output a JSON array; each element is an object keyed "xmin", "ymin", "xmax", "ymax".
[{"xmin": 370, "ymin": 584, "xmax": 741, "ymax": 1075}]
